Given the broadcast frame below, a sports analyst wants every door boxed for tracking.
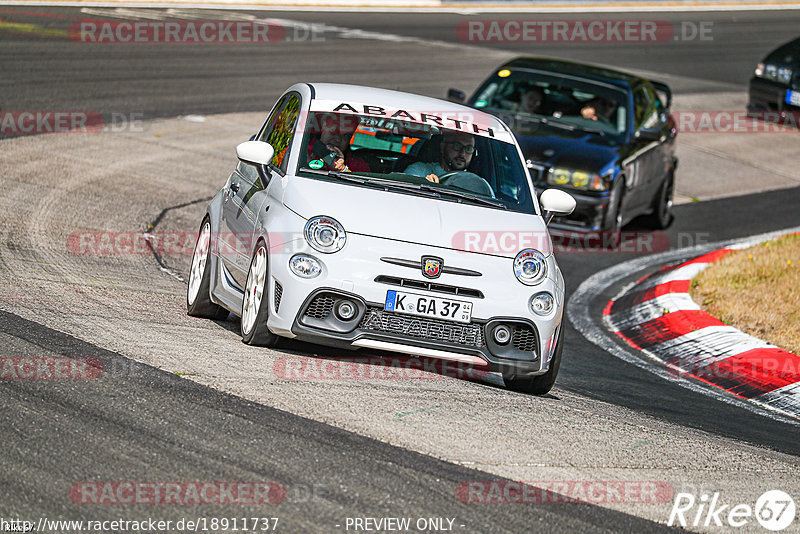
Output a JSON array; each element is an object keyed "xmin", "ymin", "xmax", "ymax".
[
  {"xmin": 220, "ymin": 92, "xmax": 302, "ymax": 288},
  {"xmin": 624, "ymin": 84, "xmax": 664, "ymax": 214}
]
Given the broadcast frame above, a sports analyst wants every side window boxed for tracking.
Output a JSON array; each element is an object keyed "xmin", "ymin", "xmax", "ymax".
[
  {"xmin": 236, "ymin": 95, "xmax": 288, "ymax": 186},
  {"xmin": 261, "ymin": 93, "xmax": 301, "ymax": 174},
  {"xmin": 634, "ymin": 86, "xmax": 659, "ymax": 130}
]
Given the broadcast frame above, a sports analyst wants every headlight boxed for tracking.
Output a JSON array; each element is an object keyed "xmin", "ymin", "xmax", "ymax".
[
  {"xmin": 304, "ymin": 216, "xmax": 346, "ymax": 253},
  {"xmin": 513, "ymin": 249, "xmax": 547, "ymax": 286},
  {"xmin": 777, "ymin": 66, "xmax": 793, "ymax": 84},
  {"xmin": 759, "ymin": 63, "xmax": 793, "ymax": 84},
  {"xmin": 548, "ymin": 167, "xmax": 608, "ymax": 191},
  {"xmin": 289, "ymin": 254, "xmax": 322, "ymax": 278}
]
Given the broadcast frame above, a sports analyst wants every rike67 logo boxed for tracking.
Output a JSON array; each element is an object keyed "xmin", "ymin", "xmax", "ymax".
[{"xmin": 669, "ymin": 490, "xmax": 796, "ymax": 531}]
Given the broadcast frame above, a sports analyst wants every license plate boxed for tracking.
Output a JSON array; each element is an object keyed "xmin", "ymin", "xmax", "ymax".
[
  {"xmin": 384, "ymin": 290, "xmax": 472, "ymax": 324},
  {"xmin": 786, "ymin": 90, "xmax": 800, "ymax": 106}
]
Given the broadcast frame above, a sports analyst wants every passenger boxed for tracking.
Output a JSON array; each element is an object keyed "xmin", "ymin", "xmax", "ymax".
[
  {"xmin": 404, "ymin": 131, "xmax": 476, "ymax": 184},
  {"xmin": 517, "ymin": 86, "xmax": 544, "ymax": 115},
  {"xmin": 309, "ymin": 113, "xmax": 370, "ymax": 173}
]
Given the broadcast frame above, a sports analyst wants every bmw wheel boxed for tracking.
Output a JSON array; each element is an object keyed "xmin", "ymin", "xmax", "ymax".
[
  {"xmin": 648, "ymin": 172, "xmax": 674, "ymax": 229},
  {"xmin": 241, "ymin": 241, "xmax": 279, "ymax": 347},
  {"xmin": 187, "ymin": 219, "xmax": 229, "ymax": 320},
  {"xmin": 603, "ymin": 179, "xmax": 624, "ymax": 249}
]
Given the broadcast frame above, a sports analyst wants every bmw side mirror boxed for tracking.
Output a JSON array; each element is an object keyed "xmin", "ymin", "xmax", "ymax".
[
  {"xmin": 635, "ymin": 127, "xmax": 662, "ymax": 142},
  {"xmin": 236, "ymin": 141, "xmax": 275, "ymax": 166},
  {"xmin": 540, "ymin": 189, "xmax": 576, "ymax": 226},
  {"xmin": 447, "ymin": 88, "xmax": 466, "ymax": 104}
]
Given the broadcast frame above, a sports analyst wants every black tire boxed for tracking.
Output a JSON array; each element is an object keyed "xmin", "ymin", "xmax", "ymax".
[
  {"xmin": 503, "ymin": 326, "xmax": 564, "ymax": 395},
  {"xmin": 602, "ymin": 179, "xmax": 624, "ymax": 249},
  {"xmin": 646, "ymin": 172, "xmax": 674, "ymax": 229},
  {"xmin": 187, "ymin": 218, "xmax": 229, "ymax": 320},
  {"xmin": 241, "ymin": 241, "xmax": 280, "ymax": 347}
]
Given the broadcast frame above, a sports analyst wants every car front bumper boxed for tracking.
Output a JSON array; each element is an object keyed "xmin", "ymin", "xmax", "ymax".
[
  {"xmin": 748, "ymin": 76, "xmax": 799, "ymax": 113},
  {"xmin": 263, "ymin": 233, "xmax": 564, "ymax": 377}
]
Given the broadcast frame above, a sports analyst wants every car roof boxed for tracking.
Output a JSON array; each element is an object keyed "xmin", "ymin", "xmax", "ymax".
[
  {"xmin": 500, "ymin": 57, "xmax": 646, "ymax": 89},
  {"xmin": 306, "ymin": 82, "xmax": 509, "ymax": 127}
]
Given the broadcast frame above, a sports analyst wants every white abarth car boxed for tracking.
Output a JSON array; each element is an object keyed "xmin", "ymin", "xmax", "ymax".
[{"xmin": 187, "ymin": 83, "xmax": 575, "ymax": 394}]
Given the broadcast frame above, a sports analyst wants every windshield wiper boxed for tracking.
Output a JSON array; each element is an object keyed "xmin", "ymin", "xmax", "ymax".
[
  {"xmin": 300, "ymin": 168, "xmax": 439, "ymax": 198},
  {"xmin": 418, "ymin": 185, "xmax": 508, "ymax": 209},
  {"xmin": 300, "ymin": 167, "xmax": 368, "ymax": 183}
]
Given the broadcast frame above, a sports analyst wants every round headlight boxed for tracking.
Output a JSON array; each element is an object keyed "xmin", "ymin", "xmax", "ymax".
[
  {"xmin": 304, "ymin": 216, "xmax": 346, "ymax": 253},
  {"xmin": 289, "ymin": 254, "xmax": 322, "ymax": 278},
  {"xmin": 513, "ymin": 249, "xmax": 547, "ymax": 286},
  {"xmin": 530, "ymin": 292, "xmax": 554, "ymax": 316}
]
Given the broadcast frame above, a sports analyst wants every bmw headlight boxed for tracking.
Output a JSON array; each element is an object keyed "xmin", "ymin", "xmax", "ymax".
[
  {"xmin": 758, "ymin": 63, "xmax": 793, "ymax": 85},
  {"xmin": 777, "ymin": 66, "xmax": 793, "ymax": 84},
  {"xmin": 304, "ymin": 216, "xmax": 346, "ymax": 253},
  {"xmin": 548, "ymin": 167, "xmax": 608, "ymax": 191},
  {"xmin": 513, "ymin": 249, "xmax": 547, "ymax": 286}
]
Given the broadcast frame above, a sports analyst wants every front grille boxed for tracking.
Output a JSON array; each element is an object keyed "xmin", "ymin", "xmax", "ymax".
[
  {"xmin": 304, "ymin": 295, "xmax": 334, "ymax": 319},
  {"xmin": 375, "ymin": 276, "xmax": 483, "ymax": 299},
  {"xmin": 512, "ymin": 324, "xmax": 537, "ymax": 352},
  {"xmin": 359, "ymin": 307, "xmax": 484, "ymax": 348},
  {"xmin": 274, "ymin": 280, "xmax": 283, "ymax": 312}
]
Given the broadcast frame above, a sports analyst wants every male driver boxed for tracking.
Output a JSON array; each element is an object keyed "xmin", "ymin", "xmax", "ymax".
[{"xmin": 404, "ymin": 131, "xmax": 475, "ymax": 184}]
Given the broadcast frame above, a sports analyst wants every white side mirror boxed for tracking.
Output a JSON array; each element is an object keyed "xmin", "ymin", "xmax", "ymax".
[
  {"xmin": 540, "ymin": 189, "xmax": 576, "ymax": 225},
  {"xmin": 236, "ymin": 141, "xmax": 275, "ymax": 166}
]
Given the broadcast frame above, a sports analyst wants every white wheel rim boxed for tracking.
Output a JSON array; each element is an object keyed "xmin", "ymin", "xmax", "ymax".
[
  {"xmin": 187, "ymin": 222, "xmax": 211, "ymax": 306},
  {"xmin": 242, "ymin": 246, "xmax": 267, "ymax": 335}
]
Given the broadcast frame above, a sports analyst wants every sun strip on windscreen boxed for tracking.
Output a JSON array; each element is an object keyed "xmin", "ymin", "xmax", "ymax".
[{"xmin": 306, "ymin": 99, "xmax": 515, "ymax": 144}]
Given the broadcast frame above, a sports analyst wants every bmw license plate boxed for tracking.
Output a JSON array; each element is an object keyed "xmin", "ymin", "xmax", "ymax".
[
  {"xmin": 384, "ymin": 290, "xmax": 472, "ymax": 324},
  {"xmin": 786, "ymin": 90, "xmax": 800, "ymax": 106}
]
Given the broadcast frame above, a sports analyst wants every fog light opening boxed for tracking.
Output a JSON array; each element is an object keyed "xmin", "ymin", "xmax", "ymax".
[
  {"xmin": 336, "ymin": 300, "xmax": 357, "ymax": 321},
  {"xmin": 530, "ymin": 292, "xmax": 554, "ymax": 316},
  {"xmin": 289, "ymin": 254, "xmax": 322, "ymax": 279},
  {"xmin": 493, "ymin": 325, "xmax": 512, "ymax": 345}
]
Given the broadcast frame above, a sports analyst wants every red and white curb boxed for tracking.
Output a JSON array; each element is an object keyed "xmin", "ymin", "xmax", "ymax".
[{"xmin": 604, "ymin": 238, "xmax": 800, "ymax": 417}]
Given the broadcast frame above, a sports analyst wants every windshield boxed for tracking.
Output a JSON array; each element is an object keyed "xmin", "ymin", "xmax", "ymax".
[
  {"xmin": 471, "ymin": 70, "xmax": 629, "ymax": 139},
  {"xmin": 296, "ymin": 110, "xmax": 536, "ymax": 214}
]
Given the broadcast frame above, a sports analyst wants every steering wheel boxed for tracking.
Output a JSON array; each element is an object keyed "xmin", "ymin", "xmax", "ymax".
[{"xmin": 438, "ymin": 171, "xmax": 495, "ymax": 198}]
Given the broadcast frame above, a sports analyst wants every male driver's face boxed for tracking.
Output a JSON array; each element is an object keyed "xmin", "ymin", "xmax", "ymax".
[{"xmin": 441, "ymin": 133, "xmax": 475, "ymax": 171}]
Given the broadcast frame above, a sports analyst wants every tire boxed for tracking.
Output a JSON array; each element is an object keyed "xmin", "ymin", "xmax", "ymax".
[
  {"xmin": 187, "ymin": 219, "xmax": 229, "ymax": 320},
  {"xmin": 503, "ymin": 326, "xmax": 564, "ymax": 395},
  {"xmin": 602, "ymin": 179, "xmax": 624, "ymax": 249},
  {"xmin": 241, "ymin": 241, "xmax": 280, "ymax": 347},
  {"xmin": 646, "ymin": 172, "xmax": 674, "ymax": 229}
]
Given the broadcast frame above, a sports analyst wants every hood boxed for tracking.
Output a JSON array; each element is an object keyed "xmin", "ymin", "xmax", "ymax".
[
  {"xmin": 515, "ymin": 123, "xmax": 621, "ymax": 174},
  {"xmin": 282, "ymin": 176, "xmax": 552, "ymax": 258},
  {"xmin": 765, "ymin": 37, "xmax": 800, "ymax": 66}
]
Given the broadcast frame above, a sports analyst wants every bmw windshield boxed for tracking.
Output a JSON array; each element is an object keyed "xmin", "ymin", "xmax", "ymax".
[
  {"xmin": 471, "ymin": 70, "xmax": 629, "ymax": 141},
  {"xmin": 296, "ymin": 108, "xmax": 536, "ymax": 215}
]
